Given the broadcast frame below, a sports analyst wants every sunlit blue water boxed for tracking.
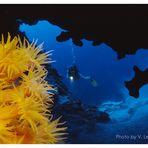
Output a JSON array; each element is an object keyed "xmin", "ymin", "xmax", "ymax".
[
  {"xmin": 19, "ymin": 20, "xmax": 148, "ymax": 143},
  {"xmin": 19, "ymin": 20, "xmax": 148, "ymax": 105}
]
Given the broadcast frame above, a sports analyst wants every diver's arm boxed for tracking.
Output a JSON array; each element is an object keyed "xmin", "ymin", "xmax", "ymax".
[
  {"xmin": 79, "ymin": 73, "xmax": 98, "ymax": 87},
  {"xmin": 79, "ymin": 73, "xmax": 91, "ymax": 80}
]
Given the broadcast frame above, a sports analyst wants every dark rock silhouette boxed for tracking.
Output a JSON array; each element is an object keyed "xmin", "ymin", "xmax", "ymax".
[
  {"xmin": 125, "ymin": 66, "xmax": 148, "ymax": 98},
  {"xmin": 0, "ymin": 4, "xmax": 148, "ymax": 58},
  {"xmin": 53, "ymin": 98, "xmax": 110, "ymax": 143},
  {"xmin": 0, "ymin": 4, "xmax": 147, "ymax": 97}
]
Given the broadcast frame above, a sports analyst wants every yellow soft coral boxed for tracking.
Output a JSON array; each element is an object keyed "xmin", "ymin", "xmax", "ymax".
[
  {"xmin": 0, "ymin": 33, "xmax": 66, "ymax": 144},
  {"xmin": 0, "ymin": 34, "xmax": 27, "ymax": 82}
]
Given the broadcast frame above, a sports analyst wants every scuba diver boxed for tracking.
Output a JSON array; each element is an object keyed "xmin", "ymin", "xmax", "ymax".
[
  {"xmin": 68, "ymin": 65, "xmax": 80, "ymax": 80},
  {"xmin": 68, "ymin": 41, "xmax": 98, "ymax": 87},
  {"xmin": 67, "ymin": 64, "xmax": 98, "ymax": 87}
]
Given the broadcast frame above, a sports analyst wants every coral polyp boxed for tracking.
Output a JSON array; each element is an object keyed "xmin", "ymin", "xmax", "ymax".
[{"xmin": 0, "ymin": 33, "xmax": 66, "ymax": 144}]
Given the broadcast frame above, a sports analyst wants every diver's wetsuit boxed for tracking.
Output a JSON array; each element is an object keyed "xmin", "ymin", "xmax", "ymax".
[{"xmin": 68, "ymin": 65, "xmax": 80, "ymax": 80}]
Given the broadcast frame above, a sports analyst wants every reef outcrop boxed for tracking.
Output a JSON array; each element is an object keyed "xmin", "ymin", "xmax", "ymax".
[{"xmin": 53, "ymin": 97, "xmax": 110, "ymax": 143}]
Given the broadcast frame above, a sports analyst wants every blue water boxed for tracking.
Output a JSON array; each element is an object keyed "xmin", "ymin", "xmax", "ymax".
[
  {"xmin": 20, "ymin": 20, "xmax": 148, "ymax": 105},
  {"xmin": 19, "ymin": 20, "xmax": 148, "ymax": 143}
]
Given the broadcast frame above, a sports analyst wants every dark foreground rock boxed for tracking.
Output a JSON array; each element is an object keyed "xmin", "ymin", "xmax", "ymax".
[{"xmin": 53, "ymin": 98, "xmax": 110, "ymax": 143}]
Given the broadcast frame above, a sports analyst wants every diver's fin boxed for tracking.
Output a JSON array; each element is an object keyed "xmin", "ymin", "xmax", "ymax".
[{"xmin": 90, "ymin": 79, "xmax": 98, "ymax": 87}]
